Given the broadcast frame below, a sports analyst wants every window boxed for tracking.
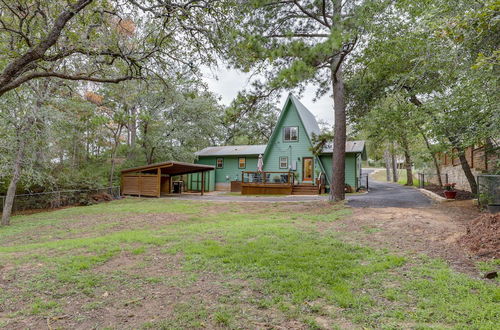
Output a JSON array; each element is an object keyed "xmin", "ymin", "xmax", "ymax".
[
  {"xmin": 238, "ymin": 157, "xmax": 246, "ymax": 169},
  {"xmin": 283, "ymin": 126, "xmax": 298, "ymax": 142},
  {"xmin": 216, "ymin": 158, "xmax": 224, "ymax": 169},
  {"xmin": 279, "ymin": 156, "xmax": 288, "ymax": 169}
]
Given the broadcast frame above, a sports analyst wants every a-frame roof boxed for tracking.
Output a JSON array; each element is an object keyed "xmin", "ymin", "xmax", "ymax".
[
  {"xmin": 263, "ymin": 93, "xmax": 320, "ymax": 156},
  {"xmin": 288, "ymin": 94, "xmax": 320, "ymax": 140}
]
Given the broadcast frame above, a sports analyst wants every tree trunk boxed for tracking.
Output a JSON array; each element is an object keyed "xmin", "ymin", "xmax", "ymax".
[
  {"xmin": 419, "ymin": 130, "xmax": 443, "ymax": 186},
  {"xmin": 457, "ymin": 148, "xmax": 478, "ymax": 194},
  {"xmin": 391, "ymin": 145, "xmax": 398, "ymax": 182},
  {"xmin": 408, "ymin": 94, "xmax": 443, "ymax": 186},
  {"xmin": 109, "ymin": 126, "xmax": 123, "ymax": 188},
  {"xmin": 403, "ymin": 149, "xmax": 413, "ymax": 186},
  {"xmin": 329, "ymin": 58, "xmax": 346, "ymax": 202},
  {"xmin": 1, "ymin": 139, "xmax": 26, "ymax": 226},
  {"xmin": 448, "ymin": 136, "xmax": 478, "ymax": 194},
  {"xmin": 130, "ymin": 106, "xmax": 137, "ymax": 148},
  {"xmin": 384, "ymin": 148, "xmax": 391, "ymax": 182},
  {"xmin": 401, "ymin": 135, "xmax": 413, "ymax": 186},
  {"xmin": 127, "ymin": 105, "xmax": 137, "ymax": 159}
]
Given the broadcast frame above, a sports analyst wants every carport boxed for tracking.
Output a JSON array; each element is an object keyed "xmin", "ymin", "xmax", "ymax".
[{"xmin": 120, "ymin": 161, "xmax": 214, "ymax": 197}]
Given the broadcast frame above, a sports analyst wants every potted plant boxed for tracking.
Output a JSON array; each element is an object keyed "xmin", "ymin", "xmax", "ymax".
[{"xmin": 443, "ymin": 183, "xmax": 457, "ymax": 199}]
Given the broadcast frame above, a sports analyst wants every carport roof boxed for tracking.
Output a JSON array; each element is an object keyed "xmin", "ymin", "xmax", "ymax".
[{"xmin": 121, "ymin": 161, "xmax": 214, "ymax": 175}]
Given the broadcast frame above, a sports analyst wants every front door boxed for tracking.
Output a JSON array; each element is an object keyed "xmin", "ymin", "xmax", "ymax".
[{"xmin": 302, "ymin": 157, "xmax": 313, "ymax": 182}]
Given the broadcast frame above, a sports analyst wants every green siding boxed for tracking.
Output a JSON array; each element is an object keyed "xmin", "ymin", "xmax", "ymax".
[
  {"xmin": 193, "ymin": 155, "xmax": 259, "ymax": 188},
  {"xmin": 263, "ymin": 101, "xmax": 322, "ymax": 183},
  {"xmin": 319, "ymin": 154, "xmax": 357, "ymax": 188},
  {"xmin": 186, "ymin": 170, "xmax": 215, "ymax": 192}
]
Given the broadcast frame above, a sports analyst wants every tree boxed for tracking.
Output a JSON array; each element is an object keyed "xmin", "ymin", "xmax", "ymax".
[
  {"xmin": 362, "ymin": 94, "xmax": 421, "ymax": 185},
  {"xmin": 223, "ymin": 0, "xmax": 387, "ymax": 201},
  {"xmin": 346, "ymin": 0, "xmax": 499, "ymax": 193},
  {"xmin": 223, "ymin": 88, "xmax": 280, "ymax": 145},
  {"xmin": 0, "ymin": 0, "xmax": 229, "ymax": 225},
  {"xmin": 0, "ymin": 81, "xmax": 56, "ymax": 225},
  {"xmin": 0, "ymin": 0, "xmax": 225, "ymax": 97}
]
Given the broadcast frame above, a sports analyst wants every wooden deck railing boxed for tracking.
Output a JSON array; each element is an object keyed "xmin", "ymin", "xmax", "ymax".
[{"xmin": 241, "ymin": 171, "xmax": 293, "ymax": 185}]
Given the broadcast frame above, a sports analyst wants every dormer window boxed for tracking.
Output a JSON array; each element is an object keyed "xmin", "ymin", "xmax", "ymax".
[{"xmin": 283, "ymin": 126, "xmax": 298, "ymax": 142}]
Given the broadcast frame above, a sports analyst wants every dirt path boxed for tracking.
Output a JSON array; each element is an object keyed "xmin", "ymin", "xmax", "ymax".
[{"xmin": 329, "ymin": 200, "xmax": 483, "ymax": 276}]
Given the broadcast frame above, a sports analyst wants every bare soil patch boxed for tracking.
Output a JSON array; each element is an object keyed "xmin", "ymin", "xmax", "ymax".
[
  {"xmin": 2, "ymin": 248, "xmax": 307, "ymax": 329},
  {"xmin": 327, "ymin": 201, "xmax": 485, "ymax": 276},
  {"xmin": 458, "ymin": 213, "xmax": 500, "ymax": 259}
]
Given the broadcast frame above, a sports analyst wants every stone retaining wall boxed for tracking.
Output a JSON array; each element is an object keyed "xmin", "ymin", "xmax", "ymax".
[{"xmin": 439, "ymin": 165, "xmax": 481, "ymax": 192}]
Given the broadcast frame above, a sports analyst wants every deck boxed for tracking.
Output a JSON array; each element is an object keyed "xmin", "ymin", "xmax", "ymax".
[{"xmin": 240, "ymin": 171, "xmax": 321, "ymax": 195}]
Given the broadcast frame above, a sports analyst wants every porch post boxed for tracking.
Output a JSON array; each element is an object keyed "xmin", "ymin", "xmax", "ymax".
[
  {"xmin": 157, "ymin": 168, "xmax": 161, "ymax": 197},
  {"xmin": 201, "ymin": 171, "xmax": 205, "ymax": 196}
]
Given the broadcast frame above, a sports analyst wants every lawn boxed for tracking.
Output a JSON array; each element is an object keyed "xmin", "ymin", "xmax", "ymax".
[
  {"xmin": 371, "ymin": 169, "xmax": 421, "ymax": 187},
  {"xmin": 0, "ymin": 198, "xmax": 498, "ymax": 328}
]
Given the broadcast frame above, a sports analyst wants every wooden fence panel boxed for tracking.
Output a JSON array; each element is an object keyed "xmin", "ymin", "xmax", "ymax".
[
  {"xmin": 122, "ymin": 176, "xmax": 140, "ymax": 195},
  {"xmin": 122, "ymin": 174, "xmax": 159, "ymax": 197}
]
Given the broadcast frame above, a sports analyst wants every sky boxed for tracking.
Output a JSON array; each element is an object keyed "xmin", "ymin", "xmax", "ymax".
[{"xmin": 202, "ymin": 67, "xmax": 335, "ymax": 125}]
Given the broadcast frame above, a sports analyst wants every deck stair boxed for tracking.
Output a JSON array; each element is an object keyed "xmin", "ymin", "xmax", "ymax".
[{"xmin": 292, "ymin": 184, "xmax": 319, "ymax": 195}]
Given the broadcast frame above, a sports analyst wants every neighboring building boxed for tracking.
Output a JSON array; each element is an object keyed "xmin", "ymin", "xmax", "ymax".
[{"xmin": 187, "ymin": 94, "xmax": 366, "ymax": 192}]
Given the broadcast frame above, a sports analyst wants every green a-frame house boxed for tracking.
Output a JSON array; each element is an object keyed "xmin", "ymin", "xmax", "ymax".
[{"xmin": 188, "ymin": 94, "xmax": 366, "ymax": 192}]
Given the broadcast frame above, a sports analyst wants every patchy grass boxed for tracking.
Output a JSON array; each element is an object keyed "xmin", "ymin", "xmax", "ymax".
[
  {"xmin": 371, "ymin": 169, "xmax": 421, "ymax": 187},
  {"xmin": 0, "ymin": 198, "xmax": 498, "ymax": 328}
]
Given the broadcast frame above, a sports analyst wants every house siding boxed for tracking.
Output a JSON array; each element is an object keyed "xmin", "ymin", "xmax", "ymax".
[
  {"xmin": 319, "ymin": 154, "xmax": 357, "ymax": 188},
  {"xmin": 192, "ymin": 155, "xmax": 259, "ymax": 190},
  {"xmin": 186, "ymin": 170, "xmax": 215, "ymax": 192},
  {"xmin": 263, "ymin": 101, "xmax": 321, "ymax": 183}
]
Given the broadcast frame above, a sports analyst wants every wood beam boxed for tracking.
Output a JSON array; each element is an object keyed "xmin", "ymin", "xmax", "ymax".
[
  {"xmin": 201, "ymin": 171, "xmax": 205, "ymax": 196},
  {"xmin": 157, "ymin": 168, "xmax": 161, "ymax": 198}
]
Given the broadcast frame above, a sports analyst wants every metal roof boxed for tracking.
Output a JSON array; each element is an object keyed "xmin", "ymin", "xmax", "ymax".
[
  {"xmin": 195, "ymin": 145, "xmax": 267, "ymax": 157},
  {"xmin": 289, "ymin": 94, "xmax": 321, "ymax": 140},
  {"xmin": 321, "ymin": 140, "xmax": 367, "ymax": 157},
  {"xmin": 121, "ymin": 161, "xmax": 214, "ymax": 175}
]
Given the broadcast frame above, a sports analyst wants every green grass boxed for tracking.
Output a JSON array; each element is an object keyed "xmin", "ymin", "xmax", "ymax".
[
  {"xmin": 371, "ymin": 169, "xmax": 421, "ymax": 187},
  {"xmin": 1, "ymin": 198, "xmax": 498, "ymax": 328}
]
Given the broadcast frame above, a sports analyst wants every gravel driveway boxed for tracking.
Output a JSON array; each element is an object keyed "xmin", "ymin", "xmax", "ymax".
[{"xmin": 169, "ymin": 169, "xmax": 432, "ymax": 208}]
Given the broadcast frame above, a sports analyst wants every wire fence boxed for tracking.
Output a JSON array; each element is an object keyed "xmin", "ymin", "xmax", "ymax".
[
  {"xmin": 417, "ymin": 173, "xmax": 449, "ymax": 189},
  {"xmin": 0, "ymin": 187, "xmax": 120, "ymax": 214},
  {"xmin": 477, "ymin": 175, "xmax": 500, "ymax": 207}
]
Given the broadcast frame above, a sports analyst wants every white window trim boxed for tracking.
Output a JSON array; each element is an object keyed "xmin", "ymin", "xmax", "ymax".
[
  {"xmin": 279, "ymin": 156, "xmax": 288, "ymax": 169},
  {"xmin": 216, "ymin": 158, "xmax": 224, "ymax": 169},
  {"xmin": 283, "ymin": 126, "xmax": 298, "ymax": 142}
]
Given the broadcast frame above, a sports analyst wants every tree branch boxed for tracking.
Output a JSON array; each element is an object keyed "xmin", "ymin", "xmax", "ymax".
[
  {"xmin": 0, "ymin": 0, "xmax": 94, "ymax": 92},
  {"xmin": 0, "ymin": 71, "xmax": 136, "ymax": 96},
  {"xmin": 266, "ymin": 33, "xmax": 330, "ymax": 38},
  {"xmin": 292, "ymin": 0, "xmax": 330, "ymax": 28}
]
